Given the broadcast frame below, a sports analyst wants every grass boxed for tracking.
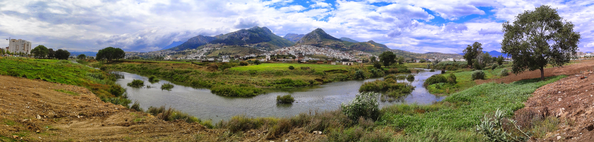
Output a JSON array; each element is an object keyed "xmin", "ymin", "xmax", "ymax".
[
  {"xmin": 160, "ymin": 83, "xmax": 174, "ymax": 91},
  {"xmin": 427, "ymin": 66, "xmax": 511, "ymax": 95},
  {"xmin": 54, "ymin": 89, "xmax": 79, "ymax": 96},
  {"xmin": 0, "ymin": 57, "xmax": 130, "ymax": 107},
  {"xmin": 230, "ymin": 63, "xmax": 348, "ymax": 71},
  {"xmin": 380, "ymin": 75, "xmax": 566, "ymax": 141},
  {"xmin": 404, "ymin": 63, "xmax": 430, "ymax": 68}
]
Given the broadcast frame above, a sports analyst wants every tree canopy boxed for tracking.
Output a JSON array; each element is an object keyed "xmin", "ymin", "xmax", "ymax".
[
  {"xmin": 55, "ymin": 49, "xmax": 70, "ymax": 60},
  {"xmin": 77, "ymin": 54, "xmax": 87, "ymax": 60},
  {"xmin": 379, "ymin": 51, "xmax": 395, "ymax": 67},
  {"xmin": 31, "ymin": 45, "xmax": 49, "ymax": 58},
  {"xmin": 501, "ymin": 5, "xmax": 580, "ymax": 80},
  {"xmin": 96, "ymin": 47, "xmax": 125, "ymax": 62},
  {"xmin": 462, "ymin": 42, "xmax": 483, "ymax": 67},
  {"xmin": 48, "ymin": 48, "xmax": 55, "ymax": 59}
]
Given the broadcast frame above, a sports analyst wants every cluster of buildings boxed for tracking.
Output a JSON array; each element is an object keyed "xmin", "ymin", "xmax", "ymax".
[
  {"xmin": 270, "ymin": 45, "xmax": 355, "ymax": 60},
  {"xmin": 3, "ymin": 39, "xmax": 32, "ymax": 54}
]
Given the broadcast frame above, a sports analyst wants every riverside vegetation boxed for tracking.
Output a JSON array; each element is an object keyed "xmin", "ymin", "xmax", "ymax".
[{"xmin": 91, "ymin": 60, "xmax": 410, "ymax": 97}]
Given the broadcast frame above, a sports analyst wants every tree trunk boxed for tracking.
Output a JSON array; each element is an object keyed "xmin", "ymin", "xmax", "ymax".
[{"xmin": 540, "ymin": 67, "xmax": 545, "ymax": 81}]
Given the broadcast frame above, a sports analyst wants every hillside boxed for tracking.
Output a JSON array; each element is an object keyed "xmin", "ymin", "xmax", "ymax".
[
  {"xmin": 296, "ymin": 28, "xmax": 348, "ymax": 50},
  {"xmin": 167, "ymin": 35, "xmax": 216, "ymax": 51},
  {"xmin": 339, "ymin": 37, "xmax": 358, "ymax": 43},
  {"xmin": 348, "ymin": 40, "xmax": 390, "ymax": 54},
  {"xmin": 283, "ymin": 33, "xmax": 304, "ymax": 43},
  {"xmin": 210, "ymin": 26, "xmax": 293, "ymax": 49}
]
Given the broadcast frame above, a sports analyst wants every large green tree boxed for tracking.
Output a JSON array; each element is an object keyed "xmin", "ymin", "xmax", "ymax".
[
  {"xmin": 502, "ymin": 5, "xmax": 580, "ymax": 81},
  {"xmin": 55, "ymin": 49, "xmax": 70, "ymax": 60},
  {"xmin": 31, "ymin": 45, "xmax": 49, "ymax": 58},
  {"xmin": 77, "ymin": 54, "xmax": 87, "ymax": 60},
  {"xmin": 96, "ymin": 47, "xmax": 125, "ymax": 62},
  {"xmin": 379, "ymin": 51, "xmax": 396, "ymax": 67},
  {"xmin": 48, "ymin": 48, "xmax": 55, "ymax": 59},
  {"xmin": 463, "ymin": 42, "xmax": 483, "ymax": 67}
]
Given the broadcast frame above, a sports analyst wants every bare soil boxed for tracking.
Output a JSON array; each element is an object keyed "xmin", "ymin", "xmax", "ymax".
[
  {"xmin": 515, "ymin": 69, "xmax": 594, "ymax": 141},
  {"xmin": 476, "ymin": 60, "xmax": 594, "ymax": 84}
]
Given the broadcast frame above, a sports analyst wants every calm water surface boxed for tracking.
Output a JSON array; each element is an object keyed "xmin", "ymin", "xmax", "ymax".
[{"xmin": 116, "ymin": 69, "xmax": 444, "ymax": 122}]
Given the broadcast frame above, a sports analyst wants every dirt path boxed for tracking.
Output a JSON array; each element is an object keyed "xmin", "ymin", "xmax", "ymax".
[
  {"xmin": 0, "ymin": 75, "xmax": 228, "ymax": 141},
  {"xmin": 476, "ymin": 60, "xmax": 594, "ymax": 84}
]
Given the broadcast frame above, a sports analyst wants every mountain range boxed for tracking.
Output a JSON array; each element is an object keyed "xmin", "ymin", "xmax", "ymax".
[{"xmin": 283, "ymin": 33, "xmax": 304, "ymax": 43}]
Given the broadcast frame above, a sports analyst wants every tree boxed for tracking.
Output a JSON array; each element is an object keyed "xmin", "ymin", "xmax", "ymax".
[
  {"xmin": 369, "ymin": 56, "xmax": 376, "ymax": 63},
  {"xmin": 397, "ymin": 57, "xmax": 405, "ymax": 65},
  {"xmin": 254, "ymin": 60, "xmax": 261, "ymax": 65},
  {"xmin": 48, "ymin": 48, "xmax": 55, "ymax": 59},
  {"xmin": 373, "ymin": 61, "xmax": 382, "ymax": 69},
  {"xmin": 77, "ymin": 54, "xmax": 87, "ymax": 60},
  {"xmin": 55, "ymin": 49, "xmax": 70, "ymax": 60},
  {"xmin": 420, "ymin": 59, "xmax": 426, "ymax": 63},
  {"xmin": 496, "ymin": 56, "xmax": 504, "ymax": 65},
  {"xmin": 463, "ymin": 42, "xmax": 483, "ymax": 67},
  {"xmin": 31, "ymin": 45, "xmax": 49, "ymax": 58},
  {"xmin": 379, "ymin": 51, "xmax": 395, "ymax": 67},
  {"xmin": 481, "ymin": 52, "xmax": 492, "ymax": 65},
  {"xmin": 502, "ymin": 5, "xmax": 580, "ymax": 81},
  {"xmin": 96, "ymin": 47, "xmax": 125, "ymax": 62}
]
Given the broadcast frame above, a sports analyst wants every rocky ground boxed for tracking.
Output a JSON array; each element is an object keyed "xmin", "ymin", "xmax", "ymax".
[
  {"xmin": 476, "ymin": 60, "xmax": 594, "ymax": 84},
  {"xmin": 516, "ymin": 70, "xmax": 594, "ymax": 141}
]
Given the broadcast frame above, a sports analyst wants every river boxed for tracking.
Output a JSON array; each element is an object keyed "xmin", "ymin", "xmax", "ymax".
[{"xmin": 115, "ymin": 69, "xmax": 444, "ymax": 122}]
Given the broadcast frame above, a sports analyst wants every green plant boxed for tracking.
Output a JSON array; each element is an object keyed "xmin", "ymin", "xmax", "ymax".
[
  {"xmin": 424, "ymin": 74, "xmax": 447, "ymax": 86},
  {"xmin": 500, "ymin": 69, "xmax": 509, "ymax": 77},
  {"xmin": 447, "ymin": 73, "xmax": 457, "ymax": 84},
  {"xmin": 471, "ymin": 70, "xmax": 485, "ymax": 80},
  {"xmin": 239, "ymin": 61, "xmax": 248, "ymax": 66},
  {"xmin": 373, "ymin": 62, "xmax": 382, "ymax": 69},
  {"xmin": 406, "ymin": 74, "xmax": 414, "ymax": 82},
  {"xmin": 254, "ymin": 60, "xmax": 261, "ymax": 65},
  {"xmin": 476, "ymin": 109, "xmax": 529, "ymax": 141},
  {"xmin": 355, "ymin": 70, "xmax": 365, "ymax": 79},
  {"xmin": 161, "ymin": 83, "xmax": 174, "ymax": 91},
  {"xmin": 288, "ymin": 66, "xmax": 294, "ymax": 70},
  {"xmin": 131, "ymin": 101, "xmax": 143, "ymax": 111},
  {"xmin": 127, "ymin": 79, "xmax": 144, "ymax": 88},
  {"xmin": 341, "ymin": 93, "xmax": 380, "ymax": 121},
  {"xmin": 491, "ymin": 64, "xmax": 498, "ymax": 70},
  {"xmin": 148, "ymin": 75, "xmax": 159, "ymax": 83},
  {"xmin": 277, "ymin": 94, "xmax": 295, "ymax": 104}
]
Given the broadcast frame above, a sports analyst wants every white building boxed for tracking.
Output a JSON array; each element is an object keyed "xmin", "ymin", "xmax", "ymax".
[{"xmin": 7, "ymin": 39, "xmax": 32, "ymax": 54}]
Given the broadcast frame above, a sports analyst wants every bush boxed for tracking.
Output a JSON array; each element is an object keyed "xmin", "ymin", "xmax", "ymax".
[
  {"xmin": 473, "ymin": 60, "xmax": 482, "ymax": 70},
  {"xmin": 373, "ymin": 62, "xmax": 382, "ymax": 69},
  {"xmin": 424, "ymin": 74, "xmax": 447, "ymax": 86},
  {"xmin": 447, "ymin": 73, "xmax": 457, "ymax": 84},
  {"xmin": 131, "ymin": 101, "xmax": 143, "ymax": 112},
  {"xmin": 341, "ymin": 93, "xmax": 380, "ymax": 121},
  {"xmin": 406, "ymin": 74, "xmax": 415, "ymax": 82},
  {"xmin": 471, "ymin": 70, "xmax": 486, "ymax": 80},
  {"xmin": 147, "ymin": 106, "xmax": 201, "ymax": 123},
  {"xmin": 491, "ymin": 64, "xmax": 498, "ymax": 70},
  {"xmin": 108, "ymin": 85, "xmax": 125, "ymax": 97},
  {"xmin": 500, "ymin": 69, "xmax": 509, "ymax": 77},
  {"xmin": 355, "ymin": 70, "xmax": 365, "ymax": 79},
  {"xmin": 430, "ymin": 69, "xmax": 435, "ymax": 72},
  {"xmin": 148, "ymin": 75, "xmax": 159, "ymax": 83},
  {"xmin": 288, "ymin": 66, "xmax": 295, "ymax": 70},
  {"xmin": 210, "ymin": 85, "xmax": 264, "ymax": 97},
  {"xmin": 254, "ymin": 60, "xmax": 261, "ymax": 65},
  {"xmin": 127, "ymin": 79, "xmax": 144, "ymax": 88},
  {"xmin": 161, "ymin": 83, "xmax": 174, "ymax": 91},
  {"xmin": 239, "ymin": 61, "xmax": 248, "ymax": 66},
  {"xmin": 384, "ymin": 74, "xmax": 397, "ymax": 80},
  {"xmin": 277, "ymin": 94, "xmax": 295, "ymax": 104}
]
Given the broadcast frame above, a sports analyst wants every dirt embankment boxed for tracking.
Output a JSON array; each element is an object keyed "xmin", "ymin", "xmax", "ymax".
[
  {"xmin": 476, "ymin": 60, "xmax": 594, "ymax": 84},
  {"xmin": 0, "ymin": 75, "xmax": 228, "ymax": 141},
  {"xmin": 516, "ymin": 71, "xmax": 594, "ymax": 141}
]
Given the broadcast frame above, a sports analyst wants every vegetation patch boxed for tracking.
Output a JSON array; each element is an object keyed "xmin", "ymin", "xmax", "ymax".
[
  {"xmin": 160, "ymin": 83, "xmax": 174, "ymax": 91},
  {"xmin": 210, "ymin": 85, "xmax": 264, "ymax": 97},
  {"xmin": 127, "ymin": 79, "xmax": 144, "ymax": 88},
  {"xmin": 276, "ymin": 94, "xmax": 295, "ymax": 104}
]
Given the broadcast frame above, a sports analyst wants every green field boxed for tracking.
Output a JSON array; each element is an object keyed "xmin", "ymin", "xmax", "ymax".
[
  {"xmin": 230, "ymin": 63, "xmax": 350, "ymax": 71},
  {"xmin": 404, "ymin": 63, "xmax": 430, "ymax": 68}
]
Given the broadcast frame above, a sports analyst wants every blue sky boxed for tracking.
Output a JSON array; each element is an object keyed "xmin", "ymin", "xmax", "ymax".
[{"xmin": 0, "ymin": 0, "xmax": 592, "ymax": 53}]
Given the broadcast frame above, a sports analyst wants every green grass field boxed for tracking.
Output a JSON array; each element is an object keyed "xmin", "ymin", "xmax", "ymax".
[
  {"xmin": 230, "ymin": 63, "xmax": 350, "ymax": 71},
  {"xmin": 404, "ymin": 63, "xmax": 430, "ymax": 68}
]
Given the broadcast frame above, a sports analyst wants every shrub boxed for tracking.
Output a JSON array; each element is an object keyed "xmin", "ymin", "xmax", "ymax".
[
  {"xmin": 277, "ymin": 95, "xmax": 295, "ymax": 104},
  {"xmin": 288, "ymin": 66, "xmax": 295, "ymax": 70},
  {"xmin": 147, "ymin": 106, "xmax": 201, "ymax": 123},
  {"xmin": 341, "ymin": 93, "xmax": 380, "ymax": 121},
  {"xmin": 108, "ymin": 85, "xmax": 125, "ymax": 97},
  {"xmin": 127, "ymin": 79, "xmax": 144, "ymax": 88},
  {"xmin": 491, "ymin": 64, "xmax": 498, "ymax": 70},
  {"xmin": 148, "ymin": 75, "xmax": 159, "ymax": 83},
  {"xmin": 430, "ymin": 69, "xmax": 435, "ymax": 72},
  {"xmin": 500, "ymin": 69, "xmax": 509, "ymax": 76},
  {"xmin": 210, "ymin": 85, "xmax": 264, "ymax": 97},
  {"xmin": 131, "ymin": 101, "xmax": 143, "ymax": 112},
  {"xmin": 473, "ymin": 60, "xmax": 482, "ymax": 70},
  {"xmin": 254, "ymin": 60, "xmax": 261, "ymax": 65},
  {"xmin": 424, "ymin": 74, "xmax": 447, "ymax": 86},
  {"xmin": 239, "ymin": 61, "xmax": 248, "ymax": 66},
  {"xmin": 300, "ymin": 67, "xmax": 310, "ymax": 70},
  {"xmin": 447, "ymin": 73, "xmax": 457, "ymax": 84},
  {"xmin": 373, "ymin": 62, "xmax": 382, "ymax": 69},
  {"xmin": 355, "ymin": 70, "xmax": 365, "ymax": 79},
  {"xmin": 161, "ymin": 83, "xmax": 174, "ymax": 91},
  {"xmin": 406, "ymin": 75, "xmax": 415, "ymax": 82},
  {"xmin": 384, "ymin": 74, "xmax": 397, "ymax": 80},
  {"xmin": 471, "ymin": 70, "xmax": 485, "ymax": 80},
  {"xmin": 476, "ymin": 109, "xmax": 529, "ymax": 141}
]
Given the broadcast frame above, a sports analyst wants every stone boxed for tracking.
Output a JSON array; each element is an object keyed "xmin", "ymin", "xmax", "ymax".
[
  {"xmin": 12, "ymin": 135, "xmax": 18, "ymax": 139},
  {"xmin": 36, "ymin": 114, "xmax": 41, "ymax": 119},
  {"xmin": 557, "ymin": 136, "xmax": 562, "ymax": 140}
]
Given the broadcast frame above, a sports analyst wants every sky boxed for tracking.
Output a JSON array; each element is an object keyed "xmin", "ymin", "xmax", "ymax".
[{"xmin": 0, "ymin": 0, "xmax": 592, "ymax": 53}]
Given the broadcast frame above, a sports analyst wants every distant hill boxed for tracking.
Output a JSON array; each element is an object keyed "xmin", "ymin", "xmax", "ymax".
[
  {"xmin": 348, "ymin": 40, "xmax": 390, "ymax": 54},
  {"xmin": 162, "ymin": 41, "xmax": 185, "ymax": 50},
  {"xmin": 339, "ymin": 37, "xmax": 359, "ymax": 43},
  {"xmin": 167, "ymin": 35, "xmax": 216, "ymax": 51},
  {"xmin": 167, "ymin": 26, "xmax": 293, "ymax": 51},
  {"xmin": 296, "ymin": 28, "xmax": 350, "ymax": 50},
  {"xmin": 210, "ymin": 27, "xmax": 293, "ymax": 49},
  {"xmin": 283, "ymin": 33, "xmax": 304, "ymax": 43}
]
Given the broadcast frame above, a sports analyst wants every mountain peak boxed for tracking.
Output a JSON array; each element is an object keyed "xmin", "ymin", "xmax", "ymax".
[{"xmin": 296, "ymin": 28, "xmax": 341, "ymax": 45}]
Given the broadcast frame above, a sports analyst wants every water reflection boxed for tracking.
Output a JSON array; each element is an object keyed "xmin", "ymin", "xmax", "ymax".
[{"xmin": 116, "ymin": 69, "xmax": 444, "ymax": 122}]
